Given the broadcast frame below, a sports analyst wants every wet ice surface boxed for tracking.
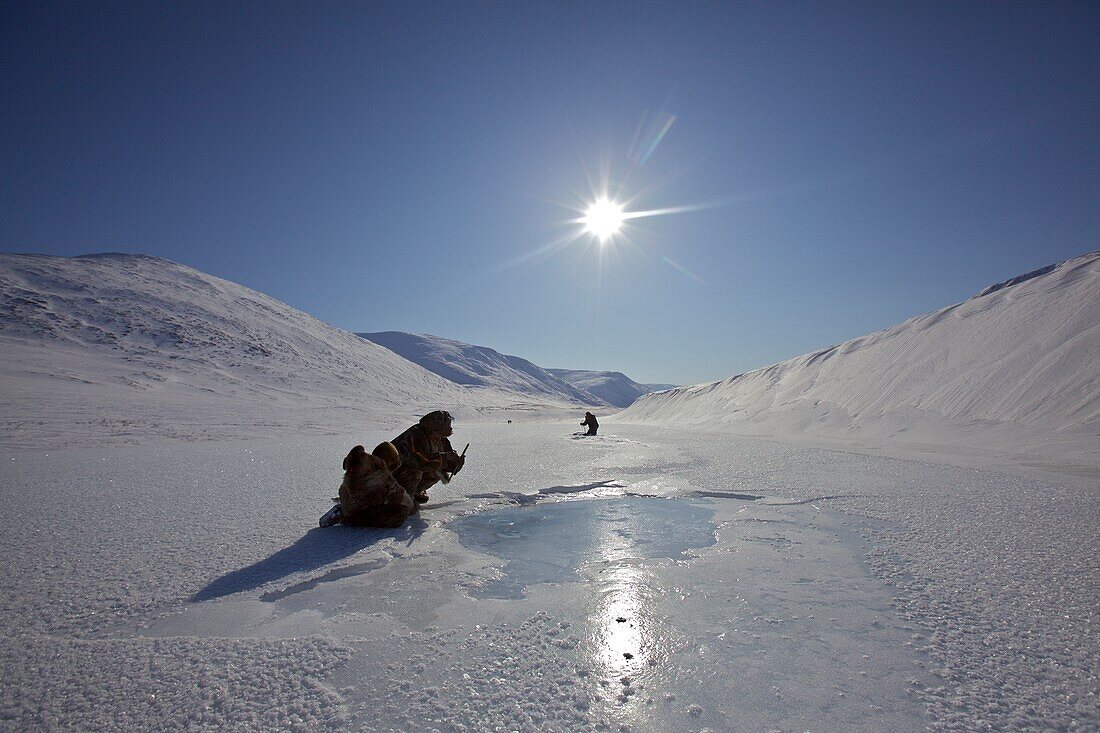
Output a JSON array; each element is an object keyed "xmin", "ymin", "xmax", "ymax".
[
  {"xmin": 320, "ymin": 491, "xmax": 927, "ymax": 732},
  {"xmin": 450, "ymin": 497, "xmax": 717, "ymax": 599},
  {"xmin": 2, "ymin": 421, "xmax": 1097, "ymax": 731}
]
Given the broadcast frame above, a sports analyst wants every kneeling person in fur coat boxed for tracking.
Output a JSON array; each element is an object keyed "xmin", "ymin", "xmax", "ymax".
[
  {"xmin": 339, "ymin": 442, "xmax": 417, "ymax": 528},
  {"xmin": 391, "ymin": 410, "xmax": 465, "ymax": 504}
]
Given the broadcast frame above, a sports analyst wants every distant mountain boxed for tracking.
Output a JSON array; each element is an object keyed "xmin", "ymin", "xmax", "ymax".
[
  {"xmin": 644, "ymin": 383, "xmax": 679, "ymax": 392},
  {"xmin": 361, "ymin": 332, "xmax": 605, "ymax": 406},
  {"xmin": 547, "ymin": 368, "xmax": 668, "ymax": 408},
  {"xmin": 620, "ymin": 251, "xmax": 1100, "ymax": 462},
  {"xmin": 0, "ymin": 254, "xmax": 543, "ymax": 448}
]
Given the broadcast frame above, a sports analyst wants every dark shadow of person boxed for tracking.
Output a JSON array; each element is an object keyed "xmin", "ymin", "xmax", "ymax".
[{"xmin": 191, "ymin": 516, "xmax": 428, "ymax": 602}]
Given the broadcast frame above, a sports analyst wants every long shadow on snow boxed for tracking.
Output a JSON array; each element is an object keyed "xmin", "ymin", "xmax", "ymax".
[{"xmin": 191, "ymin": 517, "xmax": 427, "ymax": 602}]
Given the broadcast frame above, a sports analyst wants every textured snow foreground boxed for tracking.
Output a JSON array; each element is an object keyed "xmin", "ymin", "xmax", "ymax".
[{"xmin": 2, "ymin": 423, "xmax": 1097, "ymax": 732}]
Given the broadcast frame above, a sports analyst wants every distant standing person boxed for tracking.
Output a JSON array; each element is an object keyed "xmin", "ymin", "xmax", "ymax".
[
  {"xmin": 581, "ymin": 411, "xmax": 599, "ymax": 436},
  {"xmin": 391, "ymin": 410, "xmax": 465, "ymax": 504}
]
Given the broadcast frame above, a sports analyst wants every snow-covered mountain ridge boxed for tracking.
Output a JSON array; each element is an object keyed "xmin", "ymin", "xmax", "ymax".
[
  {"xmin": 620, "ymin": 251, "xmax": 1100, "ymax": 466},
  {"xmin": 0, "ymin": 253, "xmax": 554, "ymax": 448},
  {"xmin": 360, "ymin": 331, "xmax": 606, "ymax": 406},
  {"xmin": 546, "ymin": 368, "xmax": 668, "ymax": 408}
]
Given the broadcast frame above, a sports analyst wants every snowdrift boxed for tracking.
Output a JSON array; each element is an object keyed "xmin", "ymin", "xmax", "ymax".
[
  {"xmin": 620, "ymin": 251, "xmax": 1100, "ymax": 464},
  {"xmin": 0, "ymin": 254, "xmax": 544, "ymax": 448},
  {"xmin": 361, "ymin": 331, "xmax": 605, "ymax": 406}
]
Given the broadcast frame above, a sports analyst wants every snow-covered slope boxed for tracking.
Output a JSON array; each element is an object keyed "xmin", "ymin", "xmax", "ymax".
[
  {"xmin": 621, "ymin": 251, "xmax": 1100, "ymax": 464},
  {"xmin": 0, "ymin": 254, "xmax": 543, "ymax": 448},
  {"xmin": 361, "ymin": 331, "xmax": 605, "ymax": 406},
  {"xmin": 547, "ymin": 368, "xmax": 665, "ymax": 408}
]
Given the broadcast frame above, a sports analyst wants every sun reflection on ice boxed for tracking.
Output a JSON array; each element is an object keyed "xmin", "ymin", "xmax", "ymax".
[
  {"xmin": 449, "ymin": 496, "xmax": 717, "ymax": 713},
  {"xmin": 595, "ymin": 563, "xmax": 651, "ymax": 676},
  {"xmin": 582, "ymin": 511, "xmax": 671, "ymax": 705}
]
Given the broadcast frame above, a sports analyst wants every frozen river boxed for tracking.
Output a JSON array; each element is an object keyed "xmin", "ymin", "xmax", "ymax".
[{"xmin": 1, "ymin": 421, "xmax": 1096, "ymax": 731}]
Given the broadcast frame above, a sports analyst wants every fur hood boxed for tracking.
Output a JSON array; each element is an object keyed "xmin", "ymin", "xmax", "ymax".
[{"xmin": 419, "ymin": 410, "xmax": 453, "ymax": 437}]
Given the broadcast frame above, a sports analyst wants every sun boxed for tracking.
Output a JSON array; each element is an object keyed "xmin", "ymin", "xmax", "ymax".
[{"xmin": 582, "ymin": 197, "xmax": 625, "ymax": 242}]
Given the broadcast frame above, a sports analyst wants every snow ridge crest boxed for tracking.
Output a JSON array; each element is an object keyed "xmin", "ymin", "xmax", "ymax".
[{"xmin": 620, "ymin": 250, "xmax": 1100, "ymax": 461}]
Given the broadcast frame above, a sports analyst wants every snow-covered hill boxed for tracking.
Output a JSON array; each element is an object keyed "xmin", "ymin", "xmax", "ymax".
[
  {"xmin": 547, "ymin": 368, "xmax": 666, "ymax": 408},
  {"xmin": 620, "ymin": 251, "xmax": 1100, "ymax": 465},
  {"xmin": 0, "ymin": 254, "xmax": 550, "ymax": 448},
  {"xmin": 361, "ymin": 331, "xmax": 605, "ymax": 406}
]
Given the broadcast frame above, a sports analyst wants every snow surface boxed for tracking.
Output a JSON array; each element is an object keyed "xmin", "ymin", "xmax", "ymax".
[
  {"xmin": 621, "ymin": 251, "xmax": 1100, "ymax": 472},
  {"xmin": 0, "ymin": 254, "xmax": 580, "ymax": 450},
  {"xmin": 362, "ymin": 331, "xmax": 605, "ymax": 406},
  {"xmin": 548, "ymin": 368, "xmax": 668, "ymax": 408},
  {"xmin": 2, "ymin": 422, "xmax": 1096, "ymax": 731}
]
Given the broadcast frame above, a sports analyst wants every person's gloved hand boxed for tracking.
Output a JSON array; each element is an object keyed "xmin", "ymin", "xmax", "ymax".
[{"xmin": 445, "ymin": 450, "xmax": 465, "ymax": 473}]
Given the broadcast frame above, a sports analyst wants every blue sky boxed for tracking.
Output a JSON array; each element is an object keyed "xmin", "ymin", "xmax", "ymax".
[{"xmin": 3, "ymin": 2, "xmax": 1098, "ymax": 385}]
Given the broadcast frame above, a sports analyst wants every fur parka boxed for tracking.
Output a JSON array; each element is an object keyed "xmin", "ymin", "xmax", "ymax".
[
  {"xmin": 338, "ymin": 443, "xmax": 416, "ymax": 528},
  {"xmin": 391, "ymin": 411, "xmax": 461, "ymax": 500}
]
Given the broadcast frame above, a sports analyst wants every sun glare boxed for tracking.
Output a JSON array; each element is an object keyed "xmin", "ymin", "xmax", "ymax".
[{"xmin": 582, "ymin": 197, "xmax": 625, "ymax": 242}]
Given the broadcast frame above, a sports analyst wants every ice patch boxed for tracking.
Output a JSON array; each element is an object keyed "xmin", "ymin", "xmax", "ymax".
[
  {"xmin": 260, "ymin": 558, "xmax": 389, "ymax": 602},
  {"xmin": 192, "ymin": 521, "xmax": 426, "ymax": 602},
  {"xmin": 466, "ymin": 479, "xmax": 627, "ymax": 506},
  {"xmin": 692, "ymin": 490, "xmax": 763, "ymax": 500},
  {"xmin": 449, "ymin": 497, "xmax": 717, "ymax": 599}
]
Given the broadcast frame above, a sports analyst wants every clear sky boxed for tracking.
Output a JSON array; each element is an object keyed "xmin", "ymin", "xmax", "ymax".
[{"xmin": 3, "ymin": 2, "xmax": 1098, "ymax": 385}]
